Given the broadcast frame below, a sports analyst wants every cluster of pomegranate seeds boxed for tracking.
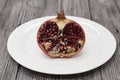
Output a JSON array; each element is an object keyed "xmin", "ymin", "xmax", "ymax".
[
  {"xmin": 63, "ymin": 22, "xmax": 84, "ymax": 46},
  {"xmin": 63, "ymin": 22, "xmax": 84, "ymax": 40},
  {"xmin": 41, "ymin": 21, "xmax": 58, "ymax": 37},
  {"xmin": 47, "ymin": 37, "xmax": 61, "ymax": 48},
  {"xmin": 38, "ymin": 21, "xmax": 59, "ymax": 43}
]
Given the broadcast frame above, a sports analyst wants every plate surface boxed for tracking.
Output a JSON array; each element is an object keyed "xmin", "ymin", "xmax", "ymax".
[{"xmin": 7, "ymin": 16, "xmax": 116, "ymax": 75}]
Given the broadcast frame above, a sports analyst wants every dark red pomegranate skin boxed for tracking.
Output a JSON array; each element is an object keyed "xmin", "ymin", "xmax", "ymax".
[{"xmin": 37, "ymin": 11, "xmax": 85, "ymax": 58}]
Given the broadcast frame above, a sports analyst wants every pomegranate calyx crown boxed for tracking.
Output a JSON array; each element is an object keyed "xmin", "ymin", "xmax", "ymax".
[{"xmin": 56, "ymin": 10, "xmax": 66, "ymax": 20}]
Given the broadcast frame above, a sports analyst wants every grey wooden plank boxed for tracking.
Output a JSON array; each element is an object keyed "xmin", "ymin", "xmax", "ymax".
[
  {"xmin": 0, "ymin": 58, "xmax": 18, "ymax": 80},
  {"xmin": 115, "ymin": 0, "xmax": 120, "ymax": 14},
  {"xmin": 16, "ymin": 67, "xmax": 34, "ymax": 80},
  {"xmin": 62, "ymin": 0, "xmax": 91, "ymax": 18},
  {"xmin": 0, "ymin": 0, "xmax": 8, "ymax": 14},
  {"xmin": 89, "ymin": 0, "xmax": 120, "ymax": 80},
  {"xmin": 0, "ymin": 0, "xmax": 20, "ymax": 80}
]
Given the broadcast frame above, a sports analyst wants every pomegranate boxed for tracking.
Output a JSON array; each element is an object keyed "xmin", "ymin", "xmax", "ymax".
[{"xmin": 37, "ymin": 11, "xmax": 85, "ymax": 58}]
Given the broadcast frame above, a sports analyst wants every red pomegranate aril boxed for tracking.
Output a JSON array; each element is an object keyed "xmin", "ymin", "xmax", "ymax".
[
  {"xmin": 49, "ymin": 38, "xmax": 60, "ymax": 47},
  {"xmin": 37, "ymin": 10, "xmax": 85, "ymax": 58},
  {"xmin": 74, "ymin": 43, "xmax": 81, "ymax": 52},
  {"xmin": 57, "ymin": 43, "xmax": 66, "ymax": 53}
]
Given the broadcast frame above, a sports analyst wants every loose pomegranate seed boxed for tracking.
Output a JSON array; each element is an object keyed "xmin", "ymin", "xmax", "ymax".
[{"xmin": 38, "ymin": 21, "xmax": 59, "ymax": 44}]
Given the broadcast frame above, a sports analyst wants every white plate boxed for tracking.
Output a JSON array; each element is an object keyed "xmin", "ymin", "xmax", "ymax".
[{"xmin": 7, "ymin": 16, "xmax": 116, "ymax": 75}]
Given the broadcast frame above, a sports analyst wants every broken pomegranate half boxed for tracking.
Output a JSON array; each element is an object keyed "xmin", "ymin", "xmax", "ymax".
[{"xmin": 37, "ymin": 11, "xmax": 85, "ymax": 58}]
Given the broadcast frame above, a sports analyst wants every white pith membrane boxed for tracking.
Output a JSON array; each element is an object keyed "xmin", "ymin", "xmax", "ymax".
[{"xmin": 37, "ymin": 11, "xmax": 85, "ymax": 58}]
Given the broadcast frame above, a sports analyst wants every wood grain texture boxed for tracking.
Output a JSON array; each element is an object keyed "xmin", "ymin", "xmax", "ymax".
[
  {"xmin": 0, "ymin": 0, "xmax": 120, "ymax": 80},
  {"xmin": 0, "ymin": 0, "xmax": 19, "ymax": 80}
]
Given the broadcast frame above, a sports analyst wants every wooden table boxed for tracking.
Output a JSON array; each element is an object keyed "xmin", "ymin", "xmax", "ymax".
[{"xmin": 0, "ymin": 0, "xmax": 120, "ymax": 80}]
